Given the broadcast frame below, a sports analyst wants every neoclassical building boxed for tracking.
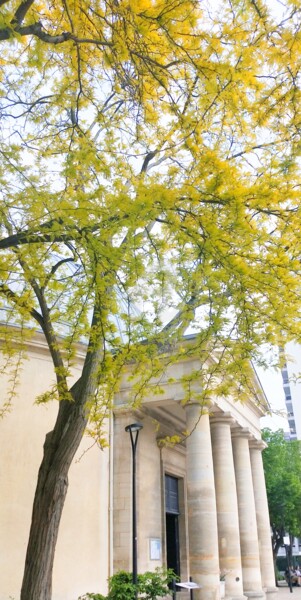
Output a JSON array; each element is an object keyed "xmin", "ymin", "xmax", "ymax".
[{"xmin": 0, "ymin": 333, "xmax": 277, "ymax": 600}]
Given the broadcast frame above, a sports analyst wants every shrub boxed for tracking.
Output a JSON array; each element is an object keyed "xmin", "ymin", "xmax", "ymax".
[
  {"xmin": 78, "ymin": 568, "xmax": 176, "ymax": 600},
  {"xmin": 138, "ymin": 568, "xmax": 175, "ymax": 600},
  {"xmin": 108, "ymin": 571, "xmax": 136, "ymax": 600}
]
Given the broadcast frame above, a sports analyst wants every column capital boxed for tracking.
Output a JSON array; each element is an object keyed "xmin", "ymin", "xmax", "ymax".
[
  {"xmin": 249, "ymin": 439, "xmax": 267, "ymax": 451},
  {"xmin": 184, "ymin": 401, "xmax": 212, "ymax": 413},
  {"xmin": 210, "ymin": 412, "xmax": 236, "ymax": 427},
  {"xmin": 231, "ymin": 427, "xmax": 252, "ymax": 440}
]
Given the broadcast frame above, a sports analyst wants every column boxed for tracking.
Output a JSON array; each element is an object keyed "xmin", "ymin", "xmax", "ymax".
[
  {"xmin": 210, "ymin": 415, "xmax": 246, "ymax": 600},
  {"xmin": 232, "ymin": 428, "xmax": 265, "ymax": 600},
  {"xmin": 249, "ymin": 440, "xmax": 278, "ymax": 600},
  {"xmin": 186, "ymin": 404, "xmax": 220, "ymax": 600}
]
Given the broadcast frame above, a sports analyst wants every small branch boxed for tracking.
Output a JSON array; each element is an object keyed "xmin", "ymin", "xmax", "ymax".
[
  {"xmin": 249, "ymin": 0, "xmax": 264, "ymax": 19},
  {"xmin": 42, "ymin": 257, "xmax": 76, "ymax": 289},
  {"xmin": 162, "ymin": 293, "xmax": 198, "ymax": 334},
  {"xmin": 0, "ymin": 283, "xmax": 44, "ymax": 328},
  {"xmin": 1, "ymin": 94, "xmax": 54, "ymax": 119},
  {"xmin": 50, "ymin": 257, "xmax": 75, "ymax": 277},
  {"xmin": 140, "ymin": 150, "xmax": 158, "ymax": 173}
]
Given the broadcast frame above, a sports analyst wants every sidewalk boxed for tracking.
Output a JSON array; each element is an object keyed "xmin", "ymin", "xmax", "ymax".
[{"xmin": 277, "ymin": 583, "xmax": 301, "ymax": 599}]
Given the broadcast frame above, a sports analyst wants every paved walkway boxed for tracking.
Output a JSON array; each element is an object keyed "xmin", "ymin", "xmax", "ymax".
[{"xmin": 277, "ymin": 584, "xmax": 301, "ymax": 599}]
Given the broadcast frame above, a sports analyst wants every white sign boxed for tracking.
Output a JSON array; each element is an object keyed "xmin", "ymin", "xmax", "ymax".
[
  {"xmin": 149, "ymin": 538, "xmax": 161, "ymax": 560},
  {"xmin": 176, "ymin": 582, "xmax": 200, "ymax": 589}
]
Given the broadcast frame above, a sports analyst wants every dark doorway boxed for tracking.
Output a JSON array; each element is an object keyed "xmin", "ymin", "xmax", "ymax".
[
  {"xmin": 166, "ymin": 512, "xmax": 180, "ymax": 577},
  {"xmin": 165, "ymin": 475, "xmax": 180, "ymax": 578}
]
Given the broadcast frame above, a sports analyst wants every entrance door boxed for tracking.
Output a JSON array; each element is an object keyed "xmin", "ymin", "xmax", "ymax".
[
  {"xmin": 166, "ymin": 512, "xmax": 180, "ymax": 577},
  {"xmin": 165, "ymin": 475, "xmax": 180, "ymax": 578}
]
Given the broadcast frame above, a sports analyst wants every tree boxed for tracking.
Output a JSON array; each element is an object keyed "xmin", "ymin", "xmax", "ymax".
[
  {"xmin": 262, "ymin": 428, "xmax": 301, "ymax": 565},
  {"xmin": 1, "ymin": 1, "xmax": 301, "ymax": 599}
]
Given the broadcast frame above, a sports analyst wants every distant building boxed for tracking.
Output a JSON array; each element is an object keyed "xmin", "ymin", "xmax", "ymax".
[{"xmin": 280, "ymin": 343, "xmax": 301, "ymax": 440}]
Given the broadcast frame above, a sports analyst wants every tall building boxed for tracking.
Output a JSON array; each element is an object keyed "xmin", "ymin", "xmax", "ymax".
[{"xmin": 280, "ymin": 343, "xmax": 301, "ymax": 440}]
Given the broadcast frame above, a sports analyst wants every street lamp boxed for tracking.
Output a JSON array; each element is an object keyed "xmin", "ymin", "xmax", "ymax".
[
  {"xmin": 125, "ymin": 422, "xmax": 143, "ymax": 590},
  {"xmin": 283, "ymin": 535, "xmax": 293, "ymax": 594}
]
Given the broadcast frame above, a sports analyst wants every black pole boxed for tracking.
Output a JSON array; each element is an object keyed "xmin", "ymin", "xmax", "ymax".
[
  {"xmin": 125, "ymin": 423, "xmax": 143, "ymax": 592},
  {"xmin": 172, "ymin": 578, "xmax": 177, "ymax": 600},
  {"xmin": 285, "ymin": 545, "xmax": 293, "ymax": 593},
  {"xmin": 189, "ymin": 575, "xmax": 194, "ymax": 600},
  {"xmin": 131, "ymin": 427, "xmax": 138, "ymax": 586}
]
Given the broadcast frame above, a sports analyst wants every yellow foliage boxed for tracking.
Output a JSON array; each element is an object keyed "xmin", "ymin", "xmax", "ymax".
[{"xmin": 0, "ymin": 0, "xmax": 301, "ymax": 431}]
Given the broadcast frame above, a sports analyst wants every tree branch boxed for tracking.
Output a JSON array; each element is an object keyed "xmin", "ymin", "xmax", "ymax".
[
  {"xmin": 0, "ymin": 213, "xmax": 125, "ymax": 249},
  {"xmin": 12, "ymin": 0, "xmax": 35, "ymax": 26},
  {"xmin": 0, "ymin": 228, "xmax": 82, "ymax": 248},
  {"xmin": 0, "ymin": 19, "xmax": 113, "ymax": 46},
  {"xmin": 162, "ymin": 293, "xmax": 199, "ymax": 334},
  {"xmin": 0, "ymin": 220, "xmax": 98, "ymax": 248},
  {"xmin": 0, "ymin": 283, "xmax": 44, "ymax": 328},
  {"xmin": 42, "ymin": 257, "xmax": 76, "ymax": 289}
]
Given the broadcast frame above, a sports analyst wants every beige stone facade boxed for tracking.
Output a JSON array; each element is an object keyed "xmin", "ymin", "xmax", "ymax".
[
  {"xmin": 0, "ymin": 334, "xmax": 110, "ymax": 600},
  {"xmin": 0, "ymin": 335, "xmax": 277, "ymax": 600},
  {"xmin": 114, "ymin": 354, "xmax": 277, "ymax": 600}
]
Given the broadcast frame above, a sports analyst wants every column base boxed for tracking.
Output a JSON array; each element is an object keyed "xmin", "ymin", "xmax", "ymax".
[
  {"xmin": 243, "ymin": 592, "xmax": 265, "ymax": 600},
  {"xmin": 264, "ymin": 587, "xmax": 278, "ymax": 600},
  {"xmin": 225, "ymin": 595, "xmax": 248, "ymax": 600}
]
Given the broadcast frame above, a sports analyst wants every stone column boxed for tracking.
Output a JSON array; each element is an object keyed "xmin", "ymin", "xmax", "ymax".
[
  {"xmin": 231, "ymin": 429, "xmax": 265, "ymax": 600},
  {"xmin": 210, "ymin": 415, "xmax": 246, "ymax": 600},
  {"xmin": 185, "ymin": 404, "xmax": 220, "ymax": 600},
  {"xmin": 249, "ymin": 440, "xmax": 278, "ymax": 600}
]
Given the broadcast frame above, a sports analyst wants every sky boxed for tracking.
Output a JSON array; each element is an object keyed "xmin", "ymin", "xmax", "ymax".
[{"xmin": 256, "ymin": 365, "xmax": 289, "ymax": 432}]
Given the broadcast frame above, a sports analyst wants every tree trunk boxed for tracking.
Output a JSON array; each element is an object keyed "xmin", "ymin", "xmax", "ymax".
[
  {"xmin": 272, "ymin": 537, "xmax": 283, "ymax": 587},
  {"xmin": 20, "ymin": 296, "xmax": 108, "ymax": 599},
  {"xmin": 20, "ymin": 387, "xmax": 89, "ymax": 600}
]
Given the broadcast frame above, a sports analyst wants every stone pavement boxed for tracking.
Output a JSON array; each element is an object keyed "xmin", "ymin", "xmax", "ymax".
[{"xmin": 277, "ymin": 583, "xmax": 301, "ymax": 600}]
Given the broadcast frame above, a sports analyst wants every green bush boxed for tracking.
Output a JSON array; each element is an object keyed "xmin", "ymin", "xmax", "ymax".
[
  {"xmin": 138, "ymin": 568, "xmax": 175, "ymax": 600},
  {"xmin": 108, "ymin": 571, "xmax": 136, "ymax": 600},
  {"xmin": 78, "ymin": 567, "xmax": 176, "ymax": 600}
]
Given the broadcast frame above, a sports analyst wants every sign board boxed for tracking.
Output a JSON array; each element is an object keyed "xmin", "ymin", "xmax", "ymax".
[
  {"xmin": 176, "ymin": 582, "xmax": 201, "ymax": 589},
  {"xmin": 149, "ymin": 538, "xmax": 161, "ymax": 560}
]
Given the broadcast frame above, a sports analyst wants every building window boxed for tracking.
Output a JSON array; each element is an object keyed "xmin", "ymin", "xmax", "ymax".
[{"xmin": 165, "ymin": 475, "xmax": 179, "ymax": 514}]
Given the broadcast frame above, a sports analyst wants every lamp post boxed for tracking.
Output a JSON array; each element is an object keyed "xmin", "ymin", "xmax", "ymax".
[
  {"xmin": 283, "ymin": 535, "xmax": 293, "ymax": 593},
  {"xmin": 125, "ymin": 422, "xmax": 143, "ymax": 590}
]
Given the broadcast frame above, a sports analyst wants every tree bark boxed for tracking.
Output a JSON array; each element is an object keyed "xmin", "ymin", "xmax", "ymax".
[
  {"xmin": 20, "ymin": 297, "xmax": 103, "ymax": 600},
  {"xmin": 20, "ymin": 392, "xmax": 88, "ymax": 600},
  {"xmin": 272, "ymin": 534, "xmax": 284, "ymax": 587}
]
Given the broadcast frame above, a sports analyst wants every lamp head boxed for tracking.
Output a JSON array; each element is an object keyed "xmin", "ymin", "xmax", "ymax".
[
  {"xmin": 125, "ymin": 423, "xmax": 143, "ymax": 433},
  {"xmin": 283, "ymin": 535, "xmax": 290, "ymax": 546}
]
